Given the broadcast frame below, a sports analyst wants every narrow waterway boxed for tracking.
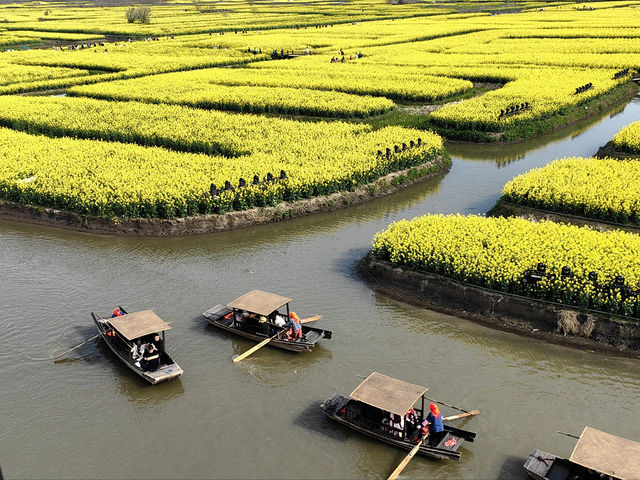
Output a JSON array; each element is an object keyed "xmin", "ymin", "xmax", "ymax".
[{"xmin": 2, "ymin": 97, "xmax": 639, "ymax": 479}]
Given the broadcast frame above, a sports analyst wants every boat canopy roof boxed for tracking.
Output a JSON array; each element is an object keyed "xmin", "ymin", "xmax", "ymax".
[
  {"xmin": 227, "ymin": 289, "xmax": 292, "ymax": 316},
  {"xmin": 350, "ymin": 372, "xmax": 428, "ymax": 416},
  {"xmin": 109, "ymin": 310, "xmax": 171, "ymax": 341},
  {"xmin": 570, "ymin": 426, "xmax": 640, "ymax": 480}
]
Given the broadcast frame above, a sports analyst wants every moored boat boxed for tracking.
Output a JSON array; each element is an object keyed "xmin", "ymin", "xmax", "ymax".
[
  {"xmin": 92, "ymin": 308, "xmax": 183, "ymax": 385},
  {"xmin": 524, "ymin": 426, "xmax": 640, "ymax": 480},
  {"xmin": 321, "ymin": 372, "xmax": 476, "ymax": 461},
  {"xmin": 203, "ymin": 289, "xmax": 332, "ymax": 353}
]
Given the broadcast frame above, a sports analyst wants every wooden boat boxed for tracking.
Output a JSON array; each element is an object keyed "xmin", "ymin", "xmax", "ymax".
[
  {"xmin": 321, "ymin": 372, "xmax": 476, "ymax": 461},
  {"xmin": 91, "ymin": 308, "xmax": 183, "ymax": 385},
  {"xmin": 524, "ymin": 426, "xmax": 639, "ymax": 480},
  {"xmin": 203, "ymin": 289, "xmax": 332, "ymax": 353}
]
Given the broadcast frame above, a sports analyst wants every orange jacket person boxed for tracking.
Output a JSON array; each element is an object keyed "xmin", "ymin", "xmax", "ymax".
[{"xmin": 285, "ymin": 312, "xmax": 303, "ymax": 341}]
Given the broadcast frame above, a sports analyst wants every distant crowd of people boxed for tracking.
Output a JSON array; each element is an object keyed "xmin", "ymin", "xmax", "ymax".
[{"xmin": 330, "ymin": 51, "xmax": 364, "ymax": 63}]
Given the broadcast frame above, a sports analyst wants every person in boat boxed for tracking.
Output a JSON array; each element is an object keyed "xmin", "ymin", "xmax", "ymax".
[
  {"xmin": 380, "ymin": 413, "xmax": 403, "ymax": 438},
  {"xmin": 285, "ymin": 312, "xmax": 303, "ymax": 341},
  {"xmin": 421, "ymin": 403, "xmax": 445, "ymax": 446},
  {"xmin": 141, "ymin": 343, "xmax": 160, "ymax": 371},
  {"xmin": 131, "ymin": 339, "xmax": 144, "ymax": 364},
  {"xmin": 253, "ymin": 315, "xmax": 269, "ymax": 335},
  {"xmin": 405, "ymin": 407, "xmax": 418, "ymax": 431},
  {"xmin": 392, "ymin": 414, "xmax": 404, "ymax": 438},
  {"xmin": 233, "ymin": 310, "xmax": 246, "ymax": 328},
  {"xmin": 272, "ymin": 312, "xmax": 287, "ymax": 327},
  {"xmin": 111, "ymin": 307, "xmax": 123, "ymax": 318},
  {"xmin": 153, "ymin": 334, "xmax": 163, "ymax": 353}
]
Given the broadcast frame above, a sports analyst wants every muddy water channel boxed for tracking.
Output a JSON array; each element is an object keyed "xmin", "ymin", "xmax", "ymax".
[{"xmin": 2, "ymin": 98, "xmax": 640, "ymax": 480}]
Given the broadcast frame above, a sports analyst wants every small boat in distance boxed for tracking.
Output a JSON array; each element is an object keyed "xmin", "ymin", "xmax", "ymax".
[
  {"xmin": 91, "ymin": 308, "xmax": 183, "ymax": 385},
  {"xmin": 203, "ymin": 289, "xmax": 332, "ymax": 353},
  {"xmin": 524, "ymin": 426, "xmax": 640, "ymax": 480},
  {"xmin": 321, "ymin": 372, "xmax": 476, "ymax": 461}
]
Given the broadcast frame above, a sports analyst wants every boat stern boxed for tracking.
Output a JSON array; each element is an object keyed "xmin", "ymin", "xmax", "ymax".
[
  {"xmin": 320, "ymin": 394, "xmax": 349, "ymax": 417},
  {"xmin": 203, "ymin": 304, "xmax": 231, "ymax": 322},
  {"xmin": 523, "ymin": 449, "xmax": 556, "ymax": 480},
  {"xmin": 146, "ymin": 363, "xmax": 184, "ymax": 384}
]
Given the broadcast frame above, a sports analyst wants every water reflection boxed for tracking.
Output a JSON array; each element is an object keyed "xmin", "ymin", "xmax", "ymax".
[
  {"xmin": 93, "ymin": 338, "xmax": 185, "ymax": 405},
  {"xmin": 294, "ymin": 402, "xmax": 347, "ymax": 441},
  {"xmin": 377, "ymin": 292, "xmax": 640, "ymax": 386},
  {"xmin": 114, "ymin": 373, "xmax": 185, "ymax": 406},
  {"xmin": 496, "ymin": 455, "xmax": 529, "ymax": 479}
]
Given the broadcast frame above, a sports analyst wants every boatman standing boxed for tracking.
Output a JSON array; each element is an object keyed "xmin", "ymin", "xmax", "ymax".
[
  {"xmin": 421, "ymin": 403, "xmax": 445, "ymax": 446},
  {"xmin": 285, "ymin": 312, "xmax": 303, "ymax": 341}
]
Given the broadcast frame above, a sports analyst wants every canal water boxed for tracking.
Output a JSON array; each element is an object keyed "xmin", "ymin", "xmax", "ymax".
[{"xmin": 2, "ymin": 98, "xmax": 640, "ymax": 479}]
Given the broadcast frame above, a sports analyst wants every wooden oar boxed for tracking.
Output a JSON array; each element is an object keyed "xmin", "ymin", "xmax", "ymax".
[
  {"xmin": 443, "ymin": 410, "xmax": 479, "ymax": 421},
  {"xmin": 232, "ymin": 315, "xmax": 322, "ymax": 363},
  {"xmin": 52, "ymin": 334, "xmax": 100, "ymax": 360},
  {"xmin": 387, "ymin": 410, "xmax": 479, "ymax": 480},
  {"xmin": 425, "ymin": 395, "xmax": 471, "ymax": 414},
  {"xmin": 233, "ymin": 331, "xmax": 280, "ymax": 363},
  {"xmin": 557, "ymin": 431, "xmax": 580, "ymax": 439},
  {"xmin": 387, "ymin": 432, "xmax": 428, "ymax": 480}
]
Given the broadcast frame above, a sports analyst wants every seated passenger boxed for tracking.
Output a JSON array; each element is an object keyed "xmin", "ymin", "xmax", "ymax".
[
  {"xmin": 273, "ymin": 313, "xmax": 287, "ymax": 327},
  {"xmin": 233, "ymin": 310, "xmax": 246, "ymax": 328},
  {"xmin": 405, "ymin": 408, "xmax": 418, "ymax": 430},
  {"xmin": 111, "ymin": 307, "xmax": 123, "ymax": 318},
  {"xmin": 153, "ymin": 334, "xmax": 163, "ymax": 353},
  {"xmin": 141, "ymin": 343, "xmax": 160, "ymax": 371},
  {"xmin": 131, "ymin": 340, "xmax": 143, "ymax": 363},
  {"xmin": 392, "ymin": 414, "xmax": 404, "ymax": 438},
  {"xmin": 258, "ymin": 315, "xmax": 270, "ymax": 335}
]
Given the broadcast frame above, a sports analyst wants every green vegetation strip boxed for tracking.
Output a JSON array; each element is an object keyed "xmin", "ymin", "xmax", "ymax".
[
  {"xmin": 372, "ymin": 215, "xmax": 640, "ymax": 318},
  {"xmin": 612, "ymin": 120, "xmax": 640, "ymax": 154},
  {"xmin": 0, "ymin": 100, "xmax": 443, "ymax": 219},
  {"xmin": 502, "ymin": 157, "xmax": 640, "ymax": 225}
]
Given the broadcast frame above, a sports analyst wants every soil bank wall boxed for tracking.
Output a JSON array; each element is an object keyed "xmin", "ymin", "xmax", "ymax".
[
  {"xmin": 488, "ymin": 200, "xmax": 640, "ymax": 234},
  {"xmin": 0, "ymin": 157, "xmax": 448, "ymax": 236},
  {"xmin": 359, "ymin": 254, "xmax": 640, "ymax": 356}
]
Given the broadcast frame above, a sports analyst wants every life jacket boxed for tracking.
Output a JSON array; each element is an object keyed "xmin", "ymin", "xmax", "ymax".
[{"xmin": 113, "ymin": 308, "xmax": 122, "ymax": 317}]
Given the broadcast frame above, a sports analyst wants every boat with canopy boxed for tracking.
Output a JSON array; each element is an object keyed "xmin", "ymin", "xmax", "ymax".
[
  {"xmin": 203, "ymin": 289, "xmax": 332, "ymax": 353},
  {"xmin": 524, "ymin": 426, "xmax": 640, "ymax": 480},
  {"xmin": 321, "ymin": 372, "xmax": 477, "ymax": 461},
  {"xmin": 91, "ymin": 308, "xmax": 183, "ymax": 385}
]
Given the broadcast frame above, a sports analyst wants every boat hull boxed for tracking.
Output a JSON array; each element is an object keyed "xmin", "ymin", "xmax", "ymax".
[{"xmin": 203, "ymin": 305, "xmax": 331, "ymax": 353}]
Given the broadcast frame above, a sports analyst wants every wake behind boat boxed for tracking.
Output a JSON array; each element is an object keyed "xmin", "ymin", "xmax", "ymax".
[
  {"xmin": 92, "ymin": 308, "xmax": 183, "ymax": 385},
  {"xmin": 203, "ymin": 289, "xmax": 332, "ymax": 353}
]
